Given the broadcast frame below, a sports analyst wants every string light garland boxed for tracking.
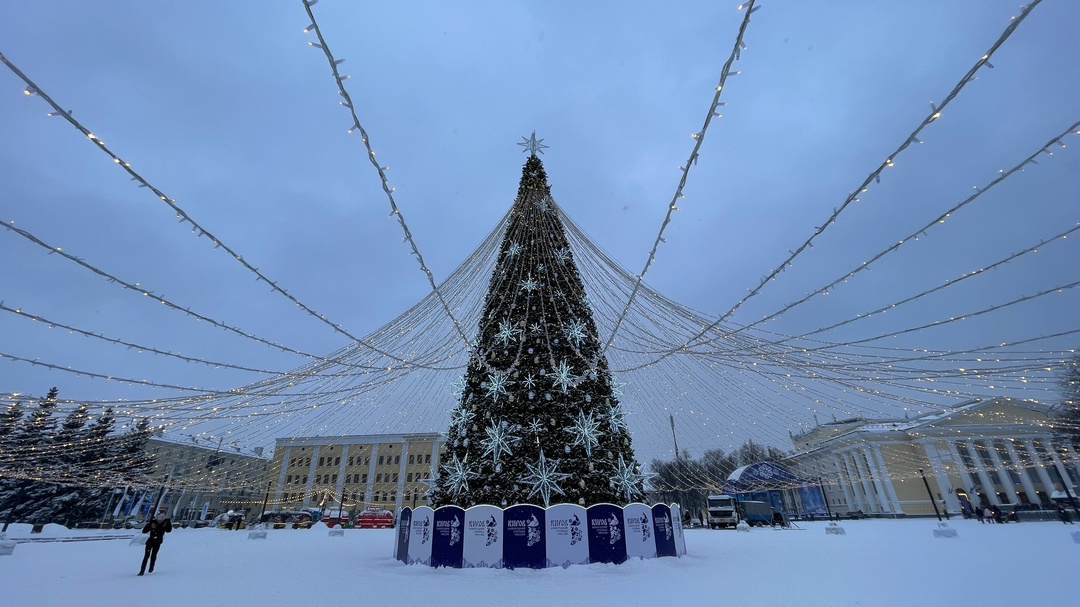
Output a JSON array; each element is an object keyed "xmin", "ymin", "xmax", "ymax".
[
  {"xmin": 599, "ymin": 0, "xmax": 760, "ymax": 364},
  {"xmin": 298, "ymin": 0, "xmax": 473, "ymax": 350},
  {"xmin": 653, "ymin": 0, "xmax": 1047, "ymax": 361},
  {"xmin": 0, "ymin": 1, "xmax": 1073, "ymax": 491},
  {"xmin": 0, "ymin": 52, "xmax": 436, "ymax": 373}
]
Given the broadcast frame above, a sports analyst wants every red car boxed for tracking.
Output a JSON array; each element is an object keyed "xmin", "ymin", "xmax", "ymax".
[{"xmin": 355, "ymin": 508, "xmax": 395, "ymax": 529}]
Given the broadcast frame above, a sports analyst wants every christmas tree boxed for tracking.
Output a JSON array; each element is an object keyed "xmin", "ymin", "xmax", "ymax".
[{"xmin": 432, "ymin": 134, "xmax": 647, "ymax": 509}]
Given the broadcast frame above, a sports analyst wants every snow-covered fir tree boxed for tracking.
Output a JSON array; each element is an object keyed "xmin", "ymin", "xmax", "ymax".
[{"xmin": 432, "ymin": 142, "xmax": 646, "ymax": 508}]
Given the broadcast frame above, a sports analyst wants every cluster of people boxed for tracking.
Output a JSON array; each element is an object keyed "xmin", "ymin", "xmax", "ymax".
[{"xmin": 963, "ymin": 502, "xmax": 1076, "ymax": 525}]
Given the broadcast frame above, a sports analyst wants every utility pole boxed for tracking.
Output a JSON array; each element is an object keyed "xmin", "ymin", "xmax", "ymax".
[
  {"xmin": 669, "ymin": 414, "xmax": 680, "ymax": 460},
  {"xmin": 919, "ymin": 469, "xmax": 942, "ymax": 521},
  {"xmin": 259, "ymin": 480, "xmax": 272, "ymax": 523}
]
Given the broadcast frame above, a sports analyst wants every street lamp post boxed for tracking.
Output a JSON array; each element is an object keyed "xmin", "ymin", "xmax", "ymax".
[{"xmin": 919, "ymin": 469, "xmax": 943, "ymax": 521}]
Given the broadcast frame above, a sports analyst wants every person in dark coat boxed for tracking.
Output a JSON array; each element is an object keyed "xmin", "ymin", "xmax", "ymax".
[{"xmin": 139, "ymin": 507, "xmax": 173, "ymax": 575}]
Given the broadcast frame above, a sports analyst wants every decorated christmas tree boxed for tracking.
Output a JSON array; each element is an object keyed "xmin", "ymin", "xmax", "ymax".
[{"xmin": 431, "ymin": 134, "xmax": 647, "ymax": 509}]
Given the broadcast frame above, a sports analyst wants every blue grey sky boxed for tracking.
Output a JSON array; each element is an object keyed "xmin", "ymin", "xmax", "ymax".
[{"xmin": 1, "ymin": 1, "xmax": 1077, "ymax": 458}]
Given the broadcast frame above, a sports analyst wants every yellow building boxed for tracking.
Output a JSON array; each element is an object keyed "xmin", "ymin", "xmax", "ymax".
[
  {"xmin": 786, "ymin": 397, "xmax": 1079, "ymax": 517},
  {"xmin": 269, "ymin": 433, "xmax": 444, "ymax": 515},
  {"xmin": 145, "ymin": 437, "xmax": 271, "ymax": 521}
]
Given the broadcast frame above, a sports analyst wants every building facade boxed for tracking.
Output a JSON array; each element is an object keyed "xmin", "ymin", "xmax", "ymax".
[
  {"xmin": 143, "ymin": 437, "xmax": 272, "ymax": 521},
  {"xmin": 785, "ymin": 397, "xmax": 1079, "ymax": 517},
  {"xmin": 269, "ymin": 433, "xmax": 444, "ymax": 516}
]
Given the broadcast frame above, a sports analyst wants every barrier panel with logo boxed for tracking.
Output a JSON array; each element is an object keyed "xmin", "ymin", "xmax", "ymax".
[
  {"xmin": 586, "ymin": 503, "xmax": 627, "ymax": 565},
  {"xmin": 545, "ymin": 503, "xmax": 589, "ymax": 568},
  {"xmin": 651, "ymin": 504, "xmax": 677, "ymax": 558},
  {"xmin": 671, "ymin": 503, "xmax": 687, "ymax": 556},
  {"xmin": 622, "ymin": 502, "xmax": 657, "ymax": 560},
  {"xmin": 395, "ymin": 507, "xmax": 412, "ymax": 563},
  {"xmin": 463, "ymin": 505, "xmax": 503, "ymax": 568},
  {"xmin": 430, "ymin": 505, "xmax": 466, "ymax": 568},
  {"xmin": 406, "ymin": 506, "xmax": 434, "ymax": 566},
  {"xmin": 502, "ymin": 504, "xmax": 546, "ymax": 570},
  {"xmin": 399, "ymin": 502, "xmax": 683, "ymax": 569}
]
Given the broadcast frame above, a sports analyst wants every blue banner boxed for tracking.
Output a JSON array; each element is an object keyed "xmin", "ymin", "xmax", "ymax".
[
  {"xmin": 652, "ymin": 504, "xmax": 676, "ymax": 558},
  {"xmin": 430, "ymin": 506, "xmax": 465, "ymax": 568},
  {"xmin": 586, "ymin": 503, "xmax": 627, "ymax": 564},
  {"xmin": 502, "ymin": 504, "xmax": 546, "ymax": 569}
]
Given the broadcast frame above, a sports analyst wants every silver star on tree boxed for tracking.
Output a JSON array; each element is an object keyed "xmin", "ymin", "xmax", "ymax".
[
  {"xmin": 520, "ymin": 450, "xmax": 570, "ymax": 508},
  {"xmin": 419, "ymin": 473, "xmax": 440, "ymax": 498},
  {"xmin": 484, "ymin": 371, "xmax": 511, "ymax": 403},
  {"xmin": 550, "ymin": 359, "xmax": 576, "ymax": 393},
  {"xmin": 449, "ymin": 406, "xmax": 475, "ymax": 435},
  {"xmin": 450, "ymin": 375, "xmax": 467, "ymax": 399},
  {"xmin": 518, "ymin": 131, "xmax": 549, "ymax": 156},
  {"xmin": 564, "ymin": 318, "xmax": 588, "ymax": 347},
  {"xmin": 603, "ymin": 404, "xmax": 629, "ymax": 433},
  {"xmin": 443, "ymin": 455, "xmax": 479, "ymax": 497},
  {"xmin": 519, "ymin": 275, "xmax": 540, "ymax": 293},
  {"xmin": 565, "ymin": 409, "xmax": 603, "ymax": 458},
  {"xmin": 522, "ymin": 373, "xmax": 538, "ymax": 389},
  {"xmin": 610, "ymin": 454, "xmax": 649, "ymax": 504},
  {"xmin": 495, "ymin": 319, "xmax": 521, "ymax": 346},
  {"xmin": 507, "ymin": 242, "xmax": 522, "ymax": 257},
  {"xmin": 481, "ymin": 421, "xmax": 521, "ymax": 466}
]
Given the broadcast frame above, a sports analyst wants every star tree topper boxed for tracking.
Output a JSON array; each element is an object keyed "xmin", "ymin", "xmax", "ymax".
[{"xmin": 518, "ymin": 131, "xmax": 549, "ymax": 156}]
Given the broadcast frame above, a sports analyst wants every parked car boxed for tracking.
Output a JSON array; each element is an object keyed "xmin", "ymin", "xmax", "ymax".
[{"xmin": 355, "ymin": 508, "xmax": 395, "ymax": 529}]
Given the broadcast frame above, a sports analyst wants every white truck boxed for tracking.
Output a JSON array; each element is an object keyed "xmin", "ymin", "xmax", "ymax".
[{"xmin": 707, "ymin": 494, "xmax": 739, "ymax": 529}]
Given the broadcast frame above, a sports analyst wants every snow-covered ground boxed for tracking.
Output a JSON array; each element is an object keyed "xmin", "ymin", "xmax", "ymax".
[{"xmin": 1, "ymin": 518, "xmax": 1076, "ymax": 606}]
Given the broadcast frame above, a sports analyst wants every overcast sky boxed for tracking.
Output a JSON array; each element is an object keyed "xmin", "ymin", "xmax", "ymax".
[{"xmin": 1, "ymin": 1, "xmax": 1077, "ymax": 457}]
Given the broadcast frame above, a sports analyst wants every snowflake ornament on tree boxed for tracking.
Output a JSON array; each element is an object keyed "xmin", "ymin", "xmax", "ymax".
[
  {"xmin": 443, "ymin": 455, "xmax": 479, "ymax": 497},
  {"xmin": 565, "ymin": 409, "xmax": 603, "ymax": 458},
  {"xmin": 495, "ymin": 319, "xmax": 521, "ymax": 346},
  {"xmin": 564, "ymin": 318, "xmax": 588, "ymax": 347},
  {"xmin": 603, "ymin": 404, "xmax": 629, "ymax": 433},
  {"xmin": 550, "ymin": 359, "xmax": 576, "ymax": 393},
  {"xmin": 520, "ymin": 450, "xmax": 570, "ymax": 508},
  {"xmin": 481, "ymin": 421, "xmax": 521, "ymax": 467},
  {"xmin": 484, "ymin": 371, "xmax": 511, "ymax": 403},
  {"xmin": 609, "ymin": 454, "xmax": 648, "ymax": 504}
]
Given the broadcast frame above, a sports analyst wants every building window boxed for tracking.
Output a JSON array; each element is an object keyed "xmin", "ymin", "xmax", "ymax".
[
  {"xmin": 407, "ymin": 472, "xmax": 412, "ymax": 482},
  {"xmin": 393, "ymin": 473, "xmax": 399, "ymax": 483},
  {"xmin": 378, "ymin": 456, "xmax": 384, "ymax": 466},
  {"xmin": 286, "ymin": 475, "xmax": 292, "ymax": 484},
  {"xmin": 348, "ymin": 456, "xmax": 354, "ymax": 467},
  {"xmin": 318, "ymin": 456, "xmax": 325, "ymax": 467},
  {"xmin": 376, "ymin": 473, "xmax": 383, "ymax": 483},
  {"xmin": 335, "ymin": 456, "xmax": 341, "ymax": 466},
  {"xmin": 362, "ymin": 474, "xmax": 368, "ymax": 484},
  {"xmin": 394, "ymin": 455, "xmax": 400, "ymax": 465},
  {"xmin": 364, "ymin": 457, "xmax": 370, "ymax": 466},
  {"xmin": 332, "ymin": 474, "xmax": 338, "ymax": 485},
  {"xmin": 425, "ymin": 454, "xmax": 431, "ymax": 464},
  {"xmin": 408, "ymin": 454, "xmax": 414, "ymax": 465}
]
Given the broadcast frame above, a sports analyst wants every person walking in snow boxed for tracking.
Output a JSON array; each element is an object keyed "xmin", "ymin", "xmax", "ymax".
[{"xmin": 138, "ymin": 506, "xmax": 173, "ymax": 576}]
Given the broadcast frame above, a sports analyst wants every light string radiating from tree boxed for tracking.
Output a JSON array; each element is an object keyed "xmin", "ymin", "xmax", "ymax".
[
  {"xmin": 299, "ymin": 0, "xmax": 473, "ymax": 350},
  {"xmin": 648, "ymin": 0, "xmax": 1046, "ymax": 363},
  {"xmin": 599, "ymin": 0, "xmax": 760, "ymax": 365},
  {"xmin": 0, "ymin": 52, "xmax": 431, "ymax": 372},
  {"xmin": 699, "ymin": 121, "xmax": 1080, "ymax": 346}
]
